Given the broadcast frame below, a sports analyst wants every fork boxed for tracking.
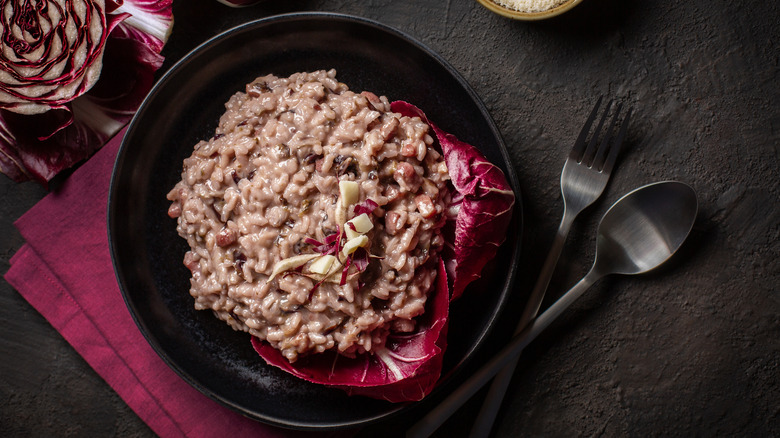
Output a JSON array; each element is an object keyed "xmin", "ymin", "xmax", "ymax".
[
  {"xmin": 405, "ymin": 97, "xmax": 632, "ymax": 438},
  {"xmin": 467, "ymin": 97, "xmax": 632, "ymax": 438}
]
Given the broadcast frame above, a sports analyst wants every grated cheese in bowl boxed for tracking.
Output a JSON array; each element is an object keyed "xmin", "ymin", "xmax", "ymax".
[{"xmin": 492, "ymin": 0, "xmax": 568, "ymax": 13}]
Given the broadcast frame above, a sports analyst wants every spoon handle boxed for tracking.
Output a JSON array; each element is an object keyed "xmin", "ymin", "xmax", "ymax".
[
  {"xmin": 469, "ymin": 214, "xmax": 574, "ymax": 438},
  {"xmin": 406, "ymin": 269, "xmax": 602, "ymax": 438}
]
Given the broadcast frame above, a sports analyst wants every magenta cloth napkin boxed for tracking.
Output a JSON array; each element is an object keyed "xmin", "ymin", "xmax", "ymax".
[{"xmin": 4, "ymin": 129, "xmax": 325, "ymax": 438}]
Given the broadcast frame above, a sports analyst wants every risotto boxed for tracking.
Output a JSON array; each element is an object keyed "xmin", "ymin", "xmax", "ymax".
[{"xmin": 167, "ymin": 70, "xmax": 451, "ymax": 363}]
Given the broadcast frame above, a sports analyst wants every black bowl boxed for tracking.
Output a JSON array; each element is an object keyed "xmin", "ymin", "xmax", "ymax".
[{"xmin": 109, "ymin": 12, "xmax": 522, "ymax": 430}]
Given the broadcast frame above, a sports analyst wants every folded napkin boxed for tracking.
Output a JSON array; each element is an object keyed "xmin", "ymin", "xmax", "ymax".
[{"xmin": 4, "ymin": 129, "xmax": 326, "ymax": 438}]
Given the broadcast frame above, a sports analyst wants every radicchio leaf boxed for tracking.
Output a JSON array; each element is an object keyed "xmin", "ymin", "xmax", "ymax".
[
  {"xmin": 0, "ymin": 0, "xmax": 173, "ymax": 183},
  {"xmin": 0, "ymin": 0, "xmax": 123, "ymax": 115},
  {"xmin": 252, "ymin": 259, "xmax": 449, "ymax": 402},
  {"xmin": 113, "ymin": 0, "xmax": 174, "ymax": 53},
  {"xmin": 353, "ymin": 198, "xmax": 379, "ymax": 216},
  {"xmin": 352, "ymin": 247, "xmax": 370, "ymax": 273},
  {"xmin": 304, "ymin": 229, "xmax": 341, "ymax": 256},
  {"xmin": 391, "ymin": 101, "xmax": 515, "ymax": 300},
  {"xmin": 339, "ymin": 254, "xmax": 352, "ymax": 286}
]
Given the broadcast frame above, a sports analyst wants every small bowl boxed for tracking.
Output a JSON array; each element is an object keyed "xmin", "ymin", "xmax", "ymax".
[{"xmin": 476, "ymin": 0, "xmax": 584, "ymax": 20}]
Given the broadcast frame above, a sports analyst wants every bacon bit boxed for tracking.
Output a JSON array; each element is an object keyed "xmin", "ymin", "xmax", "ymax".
[
  {"xmin": 361, "ymin": 91, "xmax": 381, "ymax": 104},
  {"xmin": 216, "ymin": 228, "xmax": 237, "ymax": 247},
  {"xmin": 167, "ymin": 202, "xmax": 181, "ymax": 218},
  {"xmin": 394, "ymin": 161, "xmax": 418, "ymax": 186},
  {"xmin": 380, "ymin": 116, "xmax": 399, "ymax": 141},
  {"xmin": 384, "ymin": 211, "xmax": 406, "ymax": 235},
  {"xmin": 183, "ymin": 251, "xmax": 199, "ymax": 273},
  {"xmin": 415, "ymin": 194, "xmax": 436, "ymax": 219},
  {"xmin": 382, "ymin": 184, "xmax": 402, "ymax": 203},
  {"xmin": 400, "ymin": 142, "xmax": 417, "ymax": 157}
]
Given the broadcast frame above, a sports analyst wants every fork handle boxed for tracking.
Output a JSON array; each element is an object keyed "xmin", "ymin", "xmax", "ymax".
[{"xmin": 468, "ymin": 212, "xmax": 575, "ymax": 438}]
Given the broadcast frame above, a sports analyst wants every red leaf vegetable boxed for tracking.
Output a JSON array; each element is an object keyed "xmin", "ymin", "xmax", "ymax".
[
  {"xmin": 353, "ymin": 198, "xmax": 379, "ymax": 216},
  {"xmin": 391, "ymin": 101, "xmax": 516, "ymax": 300},
  {"xmin": 253, "ymin": 103, "xmax": 514, "ymax": 401},
  {"xmin": 339, "ymin": 253, "xmax": 352, "ymax": 286},
  {"xmin": 253, "ymin": 259, "xmax": 450, "ymax": 403},
  {"xmin": 0, "ymin": 0, "xmax": 173, "ymax": 183},
  {"xmin": 351, "ymin": 247, "xmax": 370, "ymax": 274},
  {"xmin": 305, "ymin": 229, "xmax": 342, "ymax": 256}
]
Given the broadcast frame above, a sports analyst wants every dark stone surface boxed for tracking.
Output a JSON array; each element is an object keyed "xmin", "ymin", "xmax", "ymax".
[{"xmin": 1, "ymin": 0, "xmax": 778, "ymax": 436}]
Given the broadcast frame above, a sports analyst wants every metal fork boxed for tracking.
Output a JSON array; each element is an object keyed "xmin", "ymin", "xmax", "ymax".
[
  {"xmin": 467, "ymin": 97, "xmax": 632, "ymax": 438},
  {"xmin": 405, "ymin": 97, "xmax": 632, "ymax": 438}
]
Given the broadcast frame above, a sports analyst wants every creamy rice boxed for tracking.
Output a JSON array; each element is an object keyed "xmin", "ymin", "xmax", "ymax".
[{"xmin": 167, "ymin": 70, "xmax": 450, "ymax": 362}]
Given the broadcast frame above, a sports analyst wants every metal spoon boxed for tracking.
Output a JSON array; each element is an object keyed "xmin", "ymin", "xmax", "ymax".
[{"xmin": 407, "ymin": 180, "xmax": 698, "ymax": 438}]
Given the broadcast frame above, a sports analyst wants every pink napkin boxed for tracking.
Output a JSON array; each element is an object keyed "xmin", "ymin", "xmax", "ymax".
[{"xmin": 4, "ymin": 128, "xmax": 326, "ymax": 438}]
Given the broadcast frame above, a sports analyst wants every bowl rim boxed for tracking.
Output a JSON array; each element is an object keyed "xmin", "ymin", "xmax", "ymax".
[{"xmin": 475, "ymin": 0, "xmax": 585, "ymax": 20}]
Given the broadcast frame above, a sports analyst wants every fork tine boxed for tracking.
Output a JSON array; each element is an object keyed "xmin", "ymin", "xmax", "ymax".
[
  {"xmin": 581, "ymin": 99, "xmax": 613, "ymax": 166},
  {"xmin": 570, "ymin": 96, "xmax": 603, "ymax": 160},
  {"xmin": 602, "ymin": 107, "xmax": 632, "ymax": 174},
  {"xmin": 592, "ymin": 102, "xmax": 623, "ymax": 170}
]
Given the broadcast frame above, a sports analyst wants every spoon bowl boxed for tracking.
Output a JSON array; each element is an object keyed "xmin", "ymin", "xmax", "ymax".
[{"xmin": 594, "ymin": 181, "xmax": 698, "ymax": 276}]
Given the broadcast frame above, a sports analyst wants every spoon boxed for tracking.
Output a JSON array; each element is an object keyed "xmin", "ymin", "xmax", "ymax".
[{"xmin": 407, "ymin": 180, "xmax": 698, "ymax": 438}]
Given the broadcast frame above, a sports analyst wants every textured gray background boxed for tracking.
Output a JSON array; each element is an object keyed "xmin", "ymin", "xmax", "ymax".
[{"xmin": 1, "ymin": 0, "xmax": 778, "ymax": 436}]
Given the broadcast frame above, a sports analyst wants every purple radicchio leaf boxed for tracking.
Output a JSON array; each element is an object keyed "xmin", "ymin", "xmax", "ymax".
[
  {"xmin": 0, "ymin": 1, "xmax": 125, "ymax": 115},
  {"xmin": 304, "ymin": 229, "xmax": 342, "ymax": 256},
  {"xmin": 391, "ymin": 101, "xmax": 515, "ymax": 300},
  {"xmin": 112, "ymin": 0, "xmax": 174, "ymax": 54},
  {"xmin": 0, "ymin": 0, "xmax": 172, "ymax": 183},
  {"xmin": 353, "ymin": 198, "xmax": 379, "ymax": 216},
  {"xmin": 339, "ymin": 254, "xmax": 352, "ymax": 286},
  {"xmin": 352, "ymin": 247, "xmax": 370, "ymax": 273},
  {"xmin": 252, "ymin": 259, "xmax": 449, "ymax": 403}
]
